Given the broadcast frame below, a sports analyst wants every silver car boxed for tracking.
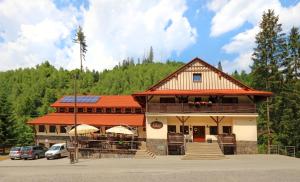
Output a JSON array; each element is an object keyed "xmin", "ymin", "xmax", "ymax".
[{"xmin": 9, "ymin": 147, "xmax": 22, "ymax": 160}]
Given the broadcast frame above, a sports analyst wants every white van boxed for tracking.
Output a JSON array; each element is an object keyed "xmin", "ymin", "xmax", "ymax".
[{"xmin": 45, "ymin": 143, "xmax": 68, "ymax": 160}]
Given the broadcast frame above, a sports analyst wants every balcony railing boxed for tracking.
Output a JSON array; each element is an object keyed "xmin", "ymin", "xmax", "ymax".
[{"xmin": 147, "ymin": 103, "xmax": 256, "ymax": 113}]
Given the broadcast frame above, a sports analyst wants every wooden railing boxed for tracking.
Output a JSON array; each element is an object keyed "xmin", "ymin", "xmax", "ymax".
[
  {"xmin": 147, "ymin": 103, "xmax": 256, "ymax": 113},
  {"xmin": 217, "ymin": 134, "xmax": 236, "ymax": 154}
]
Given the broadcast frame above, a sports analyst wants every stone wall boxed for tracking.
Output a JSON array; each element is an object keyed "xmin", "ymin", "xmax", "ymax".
[
  {"xmin": 236, "ymin": 141, "xmax": 257, "ymax": 154},
  {"xmin": 146, "ymin": 139, "xmax": 167, "ymax": 155}
]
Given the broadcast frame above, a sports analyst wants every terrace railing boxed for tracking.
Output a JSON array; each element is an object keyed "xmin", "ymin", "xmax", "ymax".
[{"xmin": 147, "ymin": 103, "xmax": 256, "ymax": 113}]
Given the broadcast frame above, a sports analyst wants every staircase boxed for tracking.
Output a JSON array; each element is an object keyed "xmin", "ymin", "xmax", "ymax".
[
  {"xmin": 182, "ymin": 142, "xmax": 226, "ymax": 160},
  {"xmin": 134, "ymin": 141, "xmax": 156, "ymax": 159},
  {"xmin": 134, "ymin": 150, "xmax": 156, "ymax": 159}
]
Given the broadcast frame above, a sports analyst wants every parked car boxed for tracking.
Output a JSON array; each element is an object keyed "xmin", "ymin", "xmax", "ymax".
[
  {"xmin": 45, "ymin": 143, "xmax": 68, "ymax": 160},
  {"xmin": 9, "ymin": 147, "xmax": 22, "ymax": 160},
  {"xmin": 21, "ymin": 146, "xmax": 48, "ymax": 160}
]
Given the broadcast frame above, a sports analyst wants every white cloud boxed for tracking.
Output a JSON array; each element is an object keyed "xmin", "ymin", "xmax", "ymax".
[
  {"xmin": 207, "ymin": 0, "xmax": 229, "ymax": 12},
  {"xmin": 0, "ymin": 0, "xmax": 197, "ymax": 71},
  {"xmin": 67, "ymin": 0, "xmax": 197, "ymax": 71},
  {"xmin": 0, "ymin": 0, "xmax": 79, "ymax": 70},
  {"xmin": 209, "ymin": 0, "xmax": 300, "ymax": 73}
]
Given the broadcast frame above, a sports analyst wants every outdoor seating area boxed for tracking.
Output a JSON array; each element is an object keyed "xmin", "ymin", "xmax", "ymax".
[{"xmin": 67, "ymin": 125, "xmax": 144, "ymax": 158}]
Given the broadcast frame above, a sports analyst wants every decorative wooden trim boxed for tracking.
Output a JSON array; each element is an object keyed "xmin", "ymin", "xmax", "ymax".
[{"xmin": 147, "ymin": 57, "xmax": 253, "ymax": 91}]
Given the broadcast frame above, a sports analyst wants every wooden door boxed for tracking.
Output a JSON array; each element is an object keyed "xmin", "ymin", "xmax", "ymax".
[{"xmin": 193, "ymin": 126, "xmax": 205, "ymax": 142}]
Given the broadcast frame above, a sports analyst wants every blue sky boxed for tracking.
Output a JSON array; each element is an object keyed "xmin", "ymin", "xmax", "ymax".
[{"xmin": 0, "ymin": 0, "xmax": 300, "ymax": 73}]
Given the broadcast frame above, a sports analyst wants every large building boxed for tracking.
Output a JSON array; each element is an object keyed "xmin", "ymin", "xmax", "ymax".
[{"xmin": 28, "ymin": 58, "xmax": 272, "ymax": 155}]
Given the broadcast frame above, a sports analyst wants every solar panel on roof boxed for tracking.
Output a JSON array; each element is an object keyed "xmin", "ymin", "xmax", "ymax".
[{"xmin": 60, "ymin": 96, "xmax": 100, "ymax": 103}]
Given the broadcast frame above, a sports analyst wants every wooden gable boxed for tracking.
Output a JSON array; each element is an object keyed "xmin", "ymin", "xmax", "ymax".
[{"xmin": 148, "ymin": 58, "xmax": 251, "ymax": 91}]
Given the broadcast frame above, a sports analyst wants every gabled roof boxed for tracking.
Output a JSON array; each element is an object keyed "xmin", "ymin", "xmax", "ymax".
[
  {"xmin": 27, "ymin": 113, "xmax": 144, "ymax": 126},
  {"xmin": 133, "ymin": 89, "xmax": 272, "ymax": 96},
  {"xmin": 133, "ymin": 57, "xmax": 272, "ymax": 97},
  {"xmin": 147, "ymin": 57, "xmax": 252, "ymax": 91},
  {"xmin": 51, "ymin": 95, "xmax": 141, "ymax": 108}
]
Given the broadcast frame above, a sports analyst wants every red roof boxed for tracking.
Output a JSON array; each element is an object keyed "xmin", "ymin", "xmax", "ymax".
[
  {"xmin": 51, "ymin": 95, "xmax": 141, "ymax": 108},
  {"xmin": 27, "ymin": 113, "xmax": 144, "ymax": 126},
  {"xmin": 133, "ymin": 89, "xmax": 273, "ymax": 96}
]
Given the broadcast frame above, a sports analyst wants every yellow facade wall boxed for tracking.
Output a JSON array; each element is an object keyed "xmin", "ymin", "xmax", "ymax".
[
  {"xmin": 232, "ymin": 118, "xmax": 257, "ymax": 141},
  {"xmin": 145, "ymin": 116, "xmax": 257, "ymax": 141}
]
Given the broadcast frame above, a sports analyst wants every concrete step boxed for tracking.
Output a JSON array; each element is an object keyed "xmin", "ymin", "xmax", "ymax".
[
  {"xmin": 182, "ymin": 154, "xmax": 226, "ymax": 160},
  {"xmin": 134, "ymin": 150, "xmax": 156, "ymax": 159},
  {"xmin": 183, "ymin": 142, "xmax": 225, "ymax": 160}
]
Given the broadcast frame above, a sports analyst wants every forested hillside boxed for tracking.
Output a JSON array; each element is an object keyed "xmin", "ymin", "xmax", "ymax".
[
  {"xmin": 0, "ymin": 61, "xmax": 183, "ymax": 146},
  {"xmin": 0, "ymin": 9, "xmax": 299, "ymax": 156}
]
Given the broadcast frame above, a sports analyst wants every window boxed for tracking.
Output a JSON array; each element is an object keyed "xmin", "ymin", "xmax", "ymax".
[
  {"xmin": 125, "ymin": 108, "xmax": 131, "ymax": 114},
  {"xmin": 180, "ymin": 126, "xmax": 189, "ymax": 135},
  {"xmin": 115, "ymin": 108, "xmax": 121, "ymax": 113},
  {"xmin": 68, "ymin": 108, "xmax": 74, "ymax": 113},
  {"xmin": 168, "ymin": 125, "xmax": 176, "ymax": 133},
  {"xmin": 78, "ymin": 108, "xmax": 84, "ymax": 113},
  {"xmin": 222, "ymin": 97, "xmax": 238, "ymax": 103},
  {"xmin": 223, "ymin": 126, "xmax": 232, "ymax": 134},
  {"xmin": 38, "ymin": 125, "xmax": 45, "ymax": 132},
  {"xmin": 87, "ymin": 108, "xmax": 93, "ymax": 113},
  {"xmin": 106, "ymin": 108, "xmax": 112, "ymax": 113},
  {"xmin": 193, "ymin": 73, "xmax": 202, "ymax": 82},
  {"xmin": 135, "ymin": 108, "xmax": 142, "ymax": 113},
  {"xmin": 60, "ymin": 145, "xmax": 65, "ymax": 150},
  {"xmin": 160, "ymin": 97, "xmax": 175, "ymax": 103},
  {"xmin": 60, "ymin": 125, "xmax": 67, "ymax": 133},
  {"xmin": 96, "ymin": 108, "xmax": 102, "ymax": 113},
  {"xmin": 49, "ymin": 125, "xmax": 56, "ymax": 133},
  {"xmin": 209, "ymin": 126, "xmax": 218, "ymax": 135},
  {"xmin": 59, "ymin": 107, "xmax": 65, "ymax": 113}
]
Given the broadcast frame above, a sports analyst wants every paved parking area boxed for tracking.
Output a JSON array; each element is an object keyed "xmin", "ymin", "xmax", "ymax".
[{"xmin": 0, "ymin": 155, "xmax": 299, "ymax": 182}]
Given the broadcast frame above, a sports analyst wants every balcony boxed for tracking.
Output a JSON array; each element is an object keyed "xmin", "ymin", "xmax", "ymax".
[{"xmin": 147, "ymin": 103, "xmax": 256, "ymax": 113}]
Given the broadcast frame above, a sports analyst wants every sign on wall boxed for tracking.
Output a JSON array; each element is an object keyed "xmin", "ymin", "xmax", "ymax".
[{"xmin": 150, "ymin": 121, "xmax": 163, "ymax": 129}]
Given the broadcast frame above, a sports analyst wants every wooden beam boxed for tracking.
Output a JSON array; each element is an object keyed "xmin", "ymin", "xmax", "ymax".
[{"xmin": 147, "ymin": 95, "xmax": 154, "ymax": 102}]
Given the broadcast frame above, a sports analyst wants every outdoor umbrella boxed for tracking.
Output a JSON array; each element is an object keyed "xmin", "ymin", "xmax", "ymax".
[
  {"xmin": 106, "ymin": 126, "xmax": 133, "ymax": 135},
  {"xmin": 68, "ymin": 124, "xmax": 99, "ymax": 135}
]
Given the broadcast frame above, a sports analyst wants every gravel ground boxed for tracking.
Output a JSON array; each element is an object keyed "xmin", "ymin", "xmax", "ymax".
[{"xmin": 0, "ymin": 155, "xmax": 299, "ymax": 182}]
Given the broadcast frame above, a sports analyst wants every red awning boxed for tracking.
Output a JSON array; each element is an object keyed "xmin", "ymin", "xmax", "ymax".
[
  {"xmin": 27, "ymin": 113, "xmax": 144, "ymax": 126},
  {"xmin": 133, "ymin": 89, "xmax": 273, "ymax": 96}
]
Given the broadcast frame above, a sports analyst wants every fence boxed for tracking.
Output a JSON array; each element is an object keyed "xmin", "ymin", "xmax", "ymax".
[{"xmin": 269, "ymin": 145, "xmax": 296, "ymax": 157}]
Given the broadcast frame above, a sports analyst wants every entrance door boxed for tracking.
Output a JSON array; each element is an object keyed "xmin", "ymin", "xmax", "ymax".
[{"xmin": 193, "ymin": 126, "xmax": 205, "ymax": 142}]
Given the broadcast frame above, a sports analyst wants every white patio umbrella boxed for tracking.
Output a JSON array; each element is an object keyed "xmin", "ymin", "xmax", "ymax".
[
  {"xmin": 68, "ymin": 124, "xmax": 99, "ymax": 135},
  {"xmin": 106, "ymin": 126, "xmax": 133, "ymax": 135}
]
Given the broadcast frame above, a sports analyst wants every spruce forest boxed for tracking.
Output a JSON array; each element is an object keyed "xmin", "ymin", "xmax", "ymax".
[{"xmin": 0, "ymin": 10, "xmax": 299, "ymax": 155}]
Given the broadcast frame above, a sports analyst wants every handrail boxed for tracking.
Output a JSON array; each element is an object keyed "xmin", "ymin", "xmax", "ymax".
[
  {"xmin": 147, "ymin": 103, "xmax": 256, "ymax": 113},
  {"xmin": 217, "ymin": 134, "xmax": 236, "ymax": 154}
]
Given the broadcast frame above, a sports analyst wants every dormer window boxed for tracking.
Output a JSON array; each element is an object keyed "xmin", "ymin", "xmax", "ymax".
[{"xmin": 193, "ymin": 73, "xmax": 202, "ymax": 82}]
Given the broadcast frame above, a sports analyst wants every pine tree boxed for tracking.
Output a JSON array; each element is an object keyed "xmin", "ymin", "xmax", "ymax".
[
  {"xmin": 149, "ymin": 46, "xmax": 154, "ymax": 63},
  {"xmin": 74, "ymin": 26, "xmax": 87, "ymax": 72},
  {"xmin": 251, "ymin": 9, "xmax": 286, "ymax": 153},
  {"xmin": 282, "ymin": 27, "xmax": 300, "ymax": 81},
  {"xmin": 217, "ymin": 61, "xmax": 223, "ymax": 71}
]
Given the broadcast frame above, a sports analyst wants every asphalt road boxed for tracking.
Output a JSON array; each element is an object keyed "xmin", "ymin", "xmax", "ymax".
[{"xmin": 0, "ymin": 155, "xmax": 299, "ymax": 182}]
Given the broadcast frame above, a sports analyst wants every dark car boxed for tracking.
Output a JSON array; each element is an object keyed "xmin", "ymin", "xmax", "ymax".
[
  {"xmin": 21, "ymin": 146, "xmax": 48, "ymax": 160},
  {"xmin": 9, "ymin": 147, "xmax": 22, "ymax": 160}
]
